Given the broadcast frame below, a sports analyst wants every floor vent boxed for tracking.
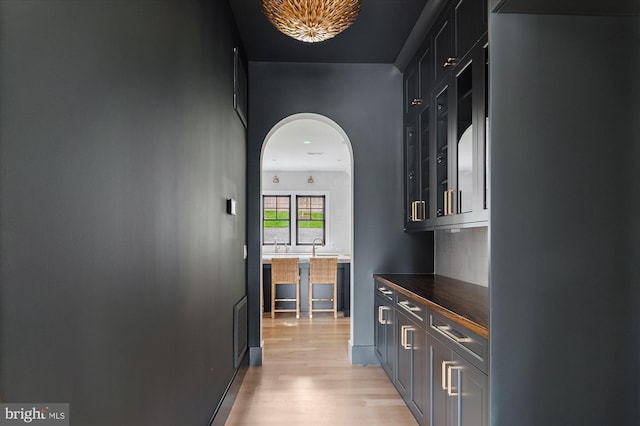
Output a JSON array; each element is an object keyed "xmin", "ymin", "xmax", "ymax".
[{"xmin": 233, "ymin": 296, "xmax": 248, "ymax": 368}]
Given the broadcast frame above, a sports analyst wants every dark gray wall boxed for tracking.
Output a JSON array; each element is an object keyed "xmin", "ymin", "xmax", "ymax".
[
  {"xmin": 247, "ymin": 62, "xmax": 434, "ymax": 364},
  {"xmin": 0, "ymin": 1, "xmax": 246, "ymax": 424},
  {"xmin": 490, "ymin": 13, "xmax": 640, "ymax": 425}
]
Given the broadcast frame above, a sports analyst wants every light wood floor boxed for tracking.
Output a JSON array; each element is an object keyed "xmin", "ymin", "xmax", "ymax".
[{"xmin": 224, "ymin": 313, "xmax": 417, "ymax": 426}]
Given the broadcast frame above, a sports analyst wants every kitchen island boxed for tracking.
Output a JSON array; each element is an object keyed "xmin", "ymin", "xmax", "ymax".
[{"xmin": 263, "ymin": 254, "xmax": 351, "ymax": 316}]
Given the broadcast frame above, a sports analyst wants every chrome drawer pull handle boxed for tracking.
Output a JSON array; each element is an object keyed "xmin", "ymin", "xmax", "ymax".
[{"xmin": 435, "ymin": 324, "xmax": 472, "ymax": 343}]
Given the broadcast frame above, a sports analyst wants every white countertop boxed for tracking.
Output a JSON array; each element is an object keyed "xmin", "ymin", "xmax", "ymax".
[{"xmin": 261, "ymin": 253, "xmax": 351, "ymax": 264}]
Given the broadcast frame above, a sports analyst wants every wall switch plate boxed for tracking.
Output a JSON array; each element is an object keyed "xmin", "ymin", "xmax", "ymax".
[{"xmin": 227, "ymin": 198, "xmax": 237, "ymax": 215}]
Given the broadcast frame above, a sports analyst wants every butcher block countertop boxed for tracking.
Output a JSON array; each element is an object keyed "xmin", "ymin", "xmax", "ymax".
[{"xmin": 374, "ymin": 273, "xmax": 489, "ymax": 339}]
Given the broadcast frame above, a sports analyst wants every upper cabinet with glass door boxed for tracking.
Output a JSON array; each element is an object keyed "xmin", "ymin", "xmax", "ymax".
[
  {"xmin": 404, "ymin": 38, "xmax": 432, "ymax": 230},
  {"xmin": 403, "ymin": 0, "xmax": 488, "ymax": 231}
]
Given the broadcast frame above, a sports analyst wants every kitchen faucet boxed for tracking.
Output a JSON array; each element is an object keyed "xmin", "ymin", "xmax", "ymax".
[{"xmin": 312, "ymin": 238, "xmax": 324, "ymax": 257}]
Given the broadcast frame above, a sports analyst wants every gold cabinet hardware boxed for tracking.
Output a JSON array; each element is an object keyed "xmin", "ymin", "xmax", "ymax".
[
  {"xmin": 442, "ymin": 361, "xmax": 462, "ymax": 396},
  {"xmin": 411, "ymin": 200, "xmax": 426, "ymax": 222},
  {"xmin": 435, "ymin": 324, "xmax": 472, "ymax": 343},
  {"xmin": 378, "ymin": 306, "xmax": 390, "ymax": 324},
  {"xmin": 377, "ymin": 286, "xmax": 393, "ymax": 296},
  {"xmin": 401, "ymin": 325, "xmax": 414, "ymax": 350},
  {"xmin": 443, "ymin": 189, "xmax": 460, "ymax": 216},
  {"xmin": 398, "ymin": 300, "xmax": 421, "ymax": 312},
  {"xmin": 447, "ymin": 365, "xmax": 463, "ymax": 396},
  {"xmin": 443, "ymin": 57, "xmax": 458, "ymax": 67},
  {"xmin": 441, "ymin": 361, "xmax": 456, "ymax": 390},
  {"xmin": 410, "ymin": 98, "xmax": 423, "ymax": 106}
]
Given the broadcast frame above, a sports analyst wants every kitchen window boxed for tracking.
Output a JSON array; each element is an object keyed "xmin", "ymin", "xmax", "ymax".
[
  {"xmin": 296, "ymin": 195, "xmax": 325, "ymax": 245},
  {"xmin": 263, "ymin": 195, "xmax": 290, "ymax": 245}
]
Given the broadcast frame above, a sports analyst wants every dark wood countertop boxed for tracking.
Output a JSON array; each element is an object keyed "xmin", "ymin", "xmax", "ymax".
[{"xmin": 374, "ymin": 273, "xmax": 489, "ymax": 338}]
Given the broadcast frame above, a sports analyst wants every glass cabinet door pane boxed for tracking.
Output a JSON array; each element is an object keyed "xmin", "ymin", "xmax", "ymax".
[
  {"xmin": 457, "ymin": 63, "xmax": 473, "ymax": 214},
  {"xmin": 484, "ymin": 46, "xmax": 489, "ymax": 210},
  {"xmin": 436, "ymin": 87, "xmax": 449, "ymax": 217},
  {"xmin": 420, "ymin": 106, "xmax": 430, "ymax": 220},
  {"xmin": 406, "ymin": 122, "xmax": 418, "ymax": 222}
]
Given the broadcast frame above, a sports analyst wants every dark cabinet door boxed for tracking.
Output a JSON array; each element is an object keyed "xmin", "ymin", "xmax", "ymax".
[
  {"xmin": 433, "ymin": 11, "xmax": 454, "ymax": 84},
  {"xmin": 453, "ymin": 353, "xmax": 489, "ymax": 426},
  {"xmin": 429, "ymin": 332, "xmax": 489, "ymax": 426},
  {"xmin": 453, "ymin": 0, "xmax": 484, "ymax": 59},
  {"xmin": 434, "ymin": 0, "xmax": 486, "ymax": 85},
  {"xmin": 430, "ymin": 334, "xmax": 455, "ymax": 426},
  {"xmin": 405, "ymin": 119, "xmax": 420, "ymax": 227},
  {"xmin": 404, "ymin": 60, "xmax": 419, "ymax": 122},
  {"xmin": 374, "ymin": 295, "xmax": 395, "ymax": 378},
  {"xmin": 396, "ymin": 312, "xmax": 428, "ymax": 425}
]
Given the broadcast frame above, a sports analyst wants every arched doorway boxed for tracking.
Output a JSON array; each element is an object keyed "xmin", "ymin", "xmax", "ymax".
[{"xmin": 259, "ymin": 113, "xmax": 354, "ymax": 348}]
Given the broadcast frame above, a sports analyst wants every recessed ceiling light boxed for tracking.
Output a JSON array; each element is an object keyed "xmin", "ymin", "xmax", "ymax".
[{"xmin": 303, "ymin": 140, "xmax": 312, "ymax": 144}]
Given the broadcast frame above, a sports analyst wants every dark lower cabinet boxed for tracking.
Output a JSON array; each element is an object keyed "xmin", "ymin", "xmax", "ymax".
[
  {"xmin": 428, "ymin": 331, "xmax": 488, "ymax": 426},
  {"xmin": 396, "ymin": 311, "xmax": 428, "ymax": 425},
  {"xmin": 374, "ymin": 279, "xmax": 488, "ymax": 426},
  {"xmin": 374, "ymin": 294, "xmax": 396, "ymax": 378}
]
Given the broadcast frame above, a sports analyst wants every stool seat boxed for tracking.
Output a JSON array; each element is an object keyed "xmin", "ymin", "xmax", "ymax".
[
  {"xmin": 271, "ymin": 257, "xmax": 300, "ymax": 318},
  {"xmin": 308, "ymin": 257, "xmax": 338, "ymax": 318}
]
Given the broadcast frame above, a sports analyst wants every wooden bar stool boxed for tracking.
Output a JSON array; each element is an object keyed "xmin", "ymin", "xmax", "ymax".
[
  {"xmin": 271, "ymin": 257, "xmax": 300, "ymax": 318},
  {"xmin": 308, "ymin": 257, "xmax": 338, "ymax": 318}
]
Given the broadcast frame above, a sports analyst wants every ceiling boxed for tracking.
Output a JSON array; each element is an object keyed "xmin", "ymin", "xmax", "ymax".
[
  {"xmin": 230, "ymin": 0, "xmax": 442, "ymax": 173},
  {"xmin": 229, "ymin": 0, "xmax": 431, "ymax": 64},
  {"xmin": 262, "ymin": 118, "xmax": 351, "ymax": 173}
]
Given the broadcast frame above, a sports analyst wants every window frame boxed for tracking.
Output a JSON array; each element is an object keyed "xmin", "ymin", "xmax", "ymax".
[
  {"xmin": 295, "ymin": 195, "xmax": 326, "ymax": 246},
  {"xmin": 262, "ymin": 195, "xmax": 291, "ymax": 245}
]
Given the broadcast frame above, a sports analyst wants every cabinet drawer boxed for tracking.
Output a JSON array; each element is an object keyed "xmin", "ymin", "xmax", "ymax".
[
  {"xmin": 375, "ymin": 280, "xmax": 394, "ymax": 301},
  {"xmin": 396, "ymin": 293, "xmax": 426, "ymax": 324},
  {"xmin": 429, "ymin": 310, "xmax": 488, "ymax": 373}
]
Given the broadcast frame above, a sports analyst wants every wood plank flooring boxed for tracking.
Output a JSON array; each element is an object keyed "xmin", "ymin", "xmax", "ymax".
[{"xmin": 224, "ymin": 313, "xmax": 417, "ymax": 426}]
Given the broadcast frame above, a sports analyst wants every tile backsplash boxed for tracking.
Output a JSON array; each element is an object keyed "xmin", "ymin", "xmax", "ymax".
[{"xmin": 435, "ymin": 227, "xmax": 489, "ymax": 286}]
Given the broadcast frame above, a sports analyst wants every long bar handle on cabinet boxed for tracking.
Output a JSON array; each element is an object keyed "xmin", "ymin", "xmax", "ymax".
[
  {"xmin": 378, "ymin": 306, "xmax": 390, "ymax": 324},
  {"xmin": 441, "ymin": 361, "xmax": 456, "ymax": 390},
  {"xmin": 411, "ymin": 201, "xmax": 417, "ymax": 222},
  {"xmin": 377, "ymin": 286, "xmax": 393, "ymax": 296},
  {"xmin": 435, "ymin": 324, "xmax": 472, "ymax": 343},
  {"xmin": 447, "ymin": 365, "xmax": 463, "ymax": 396},
  {"xmin": 420, "ymin": 201, "xmax": 426, "ymax": 221},
  {"xmin": 443, "ymin": 191, "xmax": 448, "ymax": 216},
  {"xmin": 398, "ymin": 300, "xmax": 421, "ymax": 312},
  {"xmin": 443, "ymin": 190, "xmax": 454, "ymax": 216},
  {"xmin": 401, "ymin": 325, "xmax": 414, "ymax": 350}
]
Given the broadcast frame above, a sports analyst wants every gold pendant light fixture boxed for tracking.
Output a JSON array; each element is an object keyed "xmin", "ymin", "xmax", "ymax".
[{"xmin": 261, "ymin": 0, "xmax": 362, "ymax": 43}]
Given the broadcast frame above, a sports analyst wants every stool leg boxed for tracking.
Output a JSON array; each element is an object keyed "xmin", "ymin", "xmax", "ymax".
[
  {"xmin": 309, "ymin": 281, "xmax": 313, "ymax": 319},
  {"xmin": 333, "ymin": 281, "xmax": 338, "ymax": 318},
  {"xmin": 271, "ymin": 281, "xmax": 275, "ymax": 319},
  {"xmin": 296, "ymin": 278, "xmax": 300, "ymax": 319}
]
